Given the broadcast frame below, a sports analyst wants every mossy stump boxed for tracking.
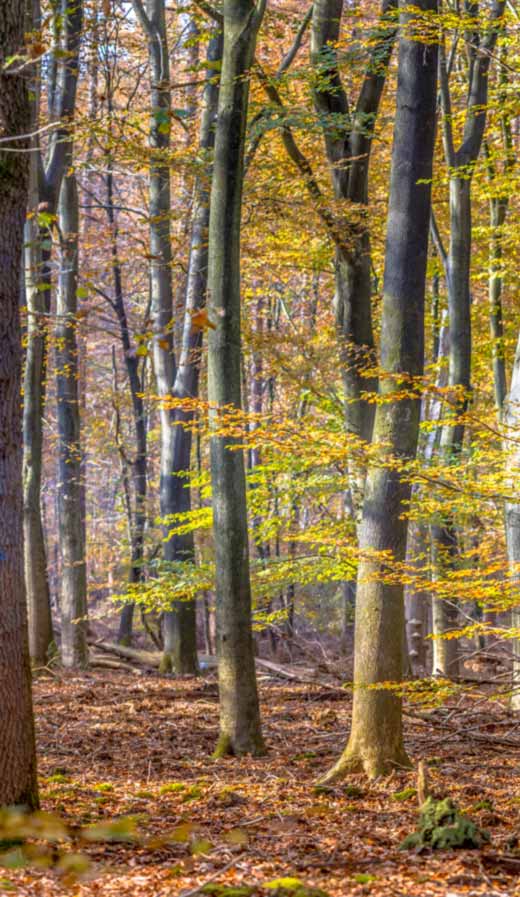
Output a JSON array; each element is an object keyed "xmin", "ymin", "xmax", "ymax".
[{"xmin": 400, "ymin": 797, "xmax": 490, "ymax": 851}]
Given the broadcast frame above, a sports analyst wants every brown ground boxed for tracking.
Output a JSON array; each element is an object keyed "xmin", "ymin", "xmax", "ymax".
[{"xmin": 3, "ymin": 669, "xmax": 520, "ymax": 896}]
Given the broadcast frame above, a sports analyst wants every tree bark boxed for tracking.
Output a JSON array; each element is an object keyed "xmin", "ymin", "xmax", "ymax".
[
  {"xmin": 432, "ymin": 1, "xmax": 505, "ymax": 675},
  {"xmin": 23, "ymin": 0, "xmax": 83, "ymax": 664},
  {"xmin": 100, "ymin": 74, "xmax": 148, "ymax": 644},
  {"xmin": 0, "ymin": 0, "xmax": 39, "ymax": 807},
  {"xmin": 319, "ymin": 0, "xmax": 438, "ymax": 781},
  {"xmin": 56, "ymin": 173, "xmax": 88, "ymax": 668},
  {"xmin": 311, "ymin": 0, "xmax": 397, "ymax": 448},
  {"xmin": 207, "ymin": 0, "xmax": 266, "ymax": 757},
  {"xmin": 160, "ymin": 28, "xmax": 222, "ymax": 674},
  {"xmin": 505, "ymin": 335, "xmax": 520, "ymax": 711}
]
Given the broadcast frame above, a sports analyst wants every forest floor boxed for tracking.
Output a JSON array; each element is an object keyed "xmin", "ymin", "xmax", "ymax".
[{"xmin": 4, "ymin": 669, "xmax": 520, "ymax": 896}]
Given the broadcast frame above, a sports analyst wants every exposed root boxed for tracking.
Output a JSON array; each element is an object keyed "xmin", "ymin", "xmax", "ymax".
[
  {"xmin": 212, "ymin": 731, "xmax": 266, "ymax": 759},
  {"xmin": 317, "ymin": 743, "xmax": 411, "ymax": 784}
]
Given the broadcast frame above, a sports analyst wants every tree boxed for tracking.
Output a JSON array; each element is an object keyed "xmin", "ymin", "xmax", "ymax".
[
  {"xmin": 0, "ymin": 1, "xmax": 39, "ymax": 808},
  {"xmin": 431, "ymin": 0, "xmax": 505, "ymax": 675},
  {"xmin": 207, "ymin": 0, "xmax": 266, "ymax": 757},
  {"xmin": 159, "ymin": 26, "xmax": 223, "ymax": 673},
  {"xmin": 56, "ymin": 172, "xmax": 88, "ymax": 667},
  {"xmin": 23, "ymin": 0, "xmax": 83, "ymax": 665},
  {"xmin": 320, "ymin": 0, "xmax": 438, "ymax": 781}
]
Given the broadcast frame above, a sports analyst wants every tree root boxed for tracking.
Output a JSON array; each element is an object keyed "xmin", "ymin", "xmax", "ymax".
[{"xmin": 317, "ymin": 743, "xmax": 411, "ymax": 784}]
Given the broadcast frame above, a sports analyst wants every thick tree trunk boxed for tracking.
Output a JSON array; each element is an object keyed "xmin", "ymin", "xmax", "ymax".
[
  {"xmin": 207, "ymin": 0, "xmax": 266, "ymax": 757},
  {"xmin": 0, "ymin": 3, "xmax": 39, "ymax": 807},
  {"xmin": 56, "ymin": 173, "xmax": 88, "ymax": 668},
  {"xmin": 320, "ymin": 0, "xmax": 437, "ymax": 781}
]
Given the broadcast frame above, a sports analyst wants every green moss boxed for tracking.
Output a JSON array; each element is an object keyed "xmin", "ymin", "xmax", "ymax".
[
  {"xmin": 343, "ymin": 785, "xmax": 364, "ymax": 799},
  {"xmin": 182, "ymin": 785, "xmax": 203, "ymax": 802},
  {"xmin": 392, "ymin": 788, "xmax": 417, "ymax": 802},
  {"xmin": 263, "ymin": 878, "xmax": 329, "ymax": 897},
  {"xmin": 94, "ymin": 783, "xmax": 114, "ymax": 793},
  {"xmin": 352, "ymin": 873, "xmax": 377, "ymax": 884},
  {"xmin": 46, "ymin": 774, "xmax": 70, "ymax": 785},
  {"xmin": 201, "ymin": 885, "xmax": 253, "ymax": 897},
  {"xmin": 400, "ymin": 797, "xmax": 490, "ymax": 851},
  {"xmin": 470, "ymin": 799, "xmax": 493, "ymax": 812},
  {"xmin": 159, "ymin": 782, "xmax": 186, "ymax": 795},
  {"xmin": 159, "ymin": 653, "xmax": 174, "ymax": 674}
]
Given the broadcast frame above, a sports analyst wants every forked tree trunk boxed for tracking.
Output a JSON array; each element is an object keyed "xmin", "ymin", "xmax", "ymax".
[
  {"xmin": 319, "ymin": 0, "xmax": 437, "ymax": 781},
  {"xmin": 0, "ymin": 2, "xmax": 39, "ymax": 807},
  {"xmin": 56, "ymin": 172, "xmax": 88, "ymax": 667},
  {"xmin": 207, "ymin": 0, "xmax": 266, "ymax": 757}
]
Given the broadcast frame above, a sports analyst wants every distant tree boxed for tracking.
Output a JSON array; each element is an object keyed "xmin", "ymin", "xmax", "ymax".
[
  {"xmin": 23, "ymin": 0, "xmax": 83, "ymax": 666},
  {"xmin": 56, "ymin": 172, "xmax": 88, "ymax": 668},
  {"xmin": 0, "ymin": 0, "xmax": 39, "ymax": 808}
]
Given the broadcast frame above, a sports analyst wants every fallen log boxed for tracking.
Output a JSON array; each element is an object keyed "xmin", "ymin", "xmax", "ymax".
[{"xmin": 90, "ymin": 640, "xmax": 343, "ymax": 691}]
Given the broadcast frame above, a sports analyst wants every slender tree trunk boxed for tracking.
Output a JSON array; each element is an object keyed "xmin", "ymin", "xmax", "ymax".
[
  {"xmin": 506, "ymin": 336, "xmax": 520, "ymax": 710},
  {"xmin": 56, "ymin": 173, "xmax": 88, "ymax": 667},
  {"xmin": 23, "ymin": 0, "xmax": 83, "ymax": 664},
  {"xmin": 208, "ymin": 0, "xmax": 266, "ymax": 758},
  {"xmin": 405, "ymin": 524, "xmax": 429, "ymax": 674},
  {"xmin": 0, "ymin": 1, "xmax": 39, "ymax": 807},
  {"xmin": 23, "ymin": 212, "xmax": 54, "ymax": 664},
  {"xmin": 160, "ymin": 27, "xmax": 222, "ymax": 674},
  {"xmin": 432, "ymin": 0, "xmax": 505, "ymax": 676},
  {"xmin": 161, "ymin": 30, "xmax": 222, "ymax": 673},
  {"xmin": 320, "ymin": 0, "xmax": 437, "ymax": 781},
  {"xmin": 311, "ymin": 0, "xmax": 397, "ymax": 447},
  {"xmin": 489, "ymin": 194, "xmax": 508, "ymax": 416},
  {"xmin": 103, "ymin": 162, "xmax": 148, "ymax": 645}
]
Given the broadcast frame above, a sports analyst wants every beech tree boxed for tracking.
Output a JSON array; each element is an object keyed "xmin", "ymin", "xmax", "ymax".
[
  {"xmin": 431, "ymin": 0, "xmax": 505, "ymax": 675},
  {"xmin": 207, "ymin": 0, "xmax": 266, "ymax": 757},
  {"xmin": 0, "ymin": 0, "xmax": 39, "ymax": 808},
  {"xmin": 320, "ymin": 0, "xmax": 438, "ymax": 781},
  {"xmin": 23, "ymin": 0, "xmax": 83, "ymax": 666},
  {"xmin": 56, "ymin": 172, "xmax": 88, "ymax": 668}
]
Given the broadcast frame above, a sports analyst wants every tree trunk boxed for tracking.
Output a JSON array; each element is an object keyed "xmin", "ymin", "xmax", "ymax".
[
  {"xmin": 56, "ymin": 173, "xmax": 88, "ymax": 668},
  {"xmin": 432, "ymin": 0, "xmax": 505, "ymax": 676},
  {"xmin": 103, "ymin": 160, "xmax": 148, "ymax": 646},
  {"xmin": 319, "ymin": 0, "xmax": 437, "ymax": 781},
  {"xmin": 505, "ymin": 334, "xmax": 520, "ymax": 710},
  {"xmin": 311, "ymin": 0, "xmax": 397, "ymax": 448},
  {"xmin": 23, "ymin": 0, "xmax": 83, "ymax": 664},
  {"xmin": 0, "ymin": 2, "xmax": 39, "ymax": 807},
  {"xmin": 23, "ymin": 213, "xmax": 54, "ymax": 664},
  {"xmin": 207, "ymin": 0, "xmax": 266, "ymax": 758},
  {"xmin": 160, "ymin": 27, "xmax": 222, "ymax": 674},
  {"xmin": 489, "ymin": 194, "xmax": 508, "ymax": 416}
]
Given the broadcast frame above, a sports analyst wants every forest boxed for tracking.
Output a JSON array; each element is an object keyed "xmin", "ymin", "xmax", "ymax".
[{"xmin": 2, "ymin": 0, "xmax": 520, "ymax": 893}]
